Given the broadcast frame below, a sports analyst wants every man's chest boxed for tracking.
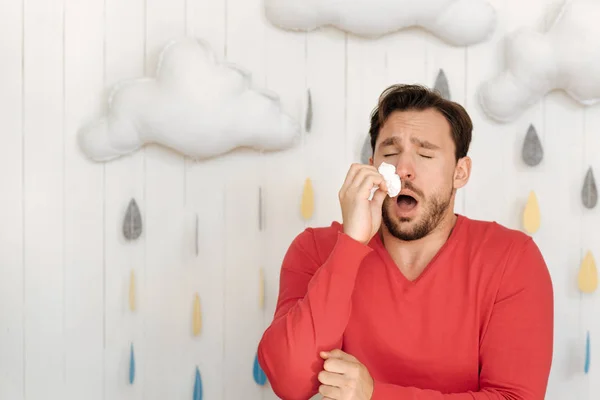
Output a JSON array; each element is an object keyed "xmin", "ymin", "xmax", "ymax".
[{"xmin": 342, "ymin": 263, "xmax": 486, "ymax": 392}]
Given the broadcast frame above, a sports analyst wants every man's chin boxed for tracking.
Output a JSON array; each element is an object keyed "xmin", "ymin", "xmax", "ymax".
[
  {"xmin": 388, "ymin": 228, "xmax": 423, "ymax": 242},
  {"xmin": 383, "ymin": 217, "xmax": 416, "ymax": 239},
  {"xmin": 384, "ymin": 209, "xmax": 437, "ymax": 241}
]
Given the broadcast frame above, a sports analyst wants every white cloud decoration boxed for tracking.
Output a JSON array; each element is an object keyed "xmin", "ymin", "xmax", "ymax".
[
  {"xmin": 479, "ymin": 0, "xmax": 600, "ymax": 122},
  {"xmin": 264, "ymin": 0, "xmax": 497, "ymax": 46},
  {"xmin": 78, "ymin": 38, "xmax": 300, "ymax": 161}
]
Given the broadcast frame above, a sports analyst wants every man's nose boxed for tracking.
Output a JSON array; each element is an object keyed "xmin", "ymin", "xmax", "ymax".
[{"xmin": 395, "ymin": 157, "xmax": 415, "ymax": 181}]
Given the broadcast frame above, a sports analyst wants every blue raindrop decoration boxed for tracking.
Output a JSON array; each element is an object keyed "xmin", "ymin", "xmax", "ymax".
[
  {"xmin": 585, "ymin": 331, "xmax": 591, "ymax": 374},
  {"xmin": 253, "ymin": 353, "xmax": 267, "ymax": 386},
  {"xmin": 193, "ymin": 366, "xmax": 203, "ymax": 400},
  {"xmin": 129, "ymin": 343, "xmax": 135, "ymax": 384}
]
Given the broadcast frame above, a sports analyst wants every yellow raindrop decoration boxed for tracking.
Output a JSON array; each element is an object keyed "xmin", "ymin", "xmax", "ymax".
[
  {"xmin": 578, "ymin": 251, "xmax": 598, "ymax": 294},
  {"xmin": 259, "ymin": 268, "xmax": 265, "ymax": 309},
  {"xmin": 523, "ymin": 191, "xmax": 541, "ymax": 234},
  {"xmin": 129, "ymin": 270, "xmax": 136, "ymax": 312},
  {"xmin": 301, "ymin": 178, "xmax": 314, "ymax": 220},
  {"xmin": 193, "ymin": 293, "xmax": 202, "ymax": 336}
]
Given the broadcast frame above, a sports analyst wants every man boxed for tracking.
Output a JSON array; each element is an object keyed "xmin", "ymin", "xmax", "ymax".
[{"xmin": 257, "ymin": 84, "xmax": 554, "ymax": 399}]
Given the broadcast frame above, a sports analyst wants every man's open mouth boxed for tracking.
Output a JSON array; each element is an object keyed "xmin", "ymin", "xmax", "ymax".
[{"xmin": 397, "ymin": 194, "xmax": 418, "ymax": 211}]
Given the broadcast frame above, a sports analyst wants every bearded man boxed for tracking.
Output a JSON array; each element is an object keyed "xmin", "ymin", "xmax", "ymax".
[{"xmin": 257, "ymin": 84, "xmax": 554, "ymax": 400}]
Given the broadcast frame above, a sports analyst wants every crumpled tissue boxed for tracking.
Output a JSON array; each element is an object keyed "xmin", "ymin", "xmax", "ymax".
[{"xmin": 369, "ymin": 162, "xmax": 401, "ymax": 200}]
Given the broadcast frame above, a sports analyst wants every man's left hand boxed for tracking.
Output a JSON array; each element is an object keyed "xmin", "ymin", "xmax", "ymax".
[{"xmin": 317, "ymin": 349, "xmax": 374, "ymax": 400}]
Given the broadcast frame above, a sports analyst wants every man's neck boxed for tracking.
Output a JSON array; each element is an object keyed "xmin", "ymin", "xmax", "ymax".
[{"xmin": 380, "ymin": 212, "xmax": 458, "ymax": 281}]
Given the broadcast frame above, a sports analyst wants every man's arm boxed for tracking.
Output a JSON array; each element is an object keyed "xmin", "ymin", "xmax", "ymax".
[
  {"xmin": 257, "ymin": 228, "xmax": 373, "ymax": 400},
  {"xmin": 369, "ymin": 238, "xmax": 554, "ymax": 400}
]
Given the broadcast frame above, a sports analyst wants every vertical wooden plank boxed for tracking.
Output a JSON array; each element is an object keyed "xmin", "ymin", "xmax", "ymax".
[
  {"xmin": 262, "ymin": 13, "xmax": 307, "ymax": 400},
  {"xmin": 463, "ymin": 0, "xmax": 510, "ymax": 225},
  {"xmin": 223, "ymin": 0, "xmax": 266, "ymax": 398},
  {"xmin": 0, "ymin": 1, "xmax": 24, "ymax": 399},
  {"xmin": 475, "ymin": 2, "xmax": 562, "ymax": 395},
  {"xmin": 345, "ymin": 36, "xmax": 386, "ymax": 167},
  {"xmin": 223, "ymin": 178, "xmax": 263, "ymax": 399},
  {"xmin": 582, "ymin": 103, "xmax": 600, "ymax": 400},
  {"xmin": 262, "ymin": 1, "xmax": 306, "ymax": 278},
  {"xmin": 531, "ymin": 3, "xmax": 586, "ymax": 399},
  {"xmin": 103, "ymin": 0, "xmax": 146, "ymax": 399},
  {"xmin": 513, "ymin": 7, "xmax": 584, "ymax": 399},
  {"xmin": 537, "ymin": 93, "xmax": 584, "ymax": 400},
  {"xmin": 304, "ymin": 28, "xmax": 346, "ymax": 228},
  {"xmin": 22, "ymin": 0, "xmax": 66, "ymax": 398},
  {"xmin": 496, "ymin": 0, "xmax": 547, "ymax": 232},
  {"xmin": 144, "ymin": 0, "xmax": 187, "ymax": 398},
  {"xmin": 182, "ymin": 182, "xmax": 226, "ymax": 400},
  {"xmin": 184, "ymin": 1, "xmax": 227, "ymax": 399},
  {"xmin": 63, "ymin": 0, "xmax": 105, "ymax": 398}
]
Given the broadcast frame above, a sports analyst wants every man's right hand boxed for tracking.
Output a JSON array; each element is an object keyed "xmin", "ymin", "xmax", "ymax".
[{"xmin": 338, "ymin": 163, "xmax": 389, "ymax": 245}]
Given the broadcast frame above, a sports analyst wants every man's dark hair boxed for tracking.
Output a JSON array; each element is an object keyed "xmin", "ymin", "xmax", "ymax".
[{"xmin": 369, "ymin": 84, "xmax": 472, "ymax": 161}]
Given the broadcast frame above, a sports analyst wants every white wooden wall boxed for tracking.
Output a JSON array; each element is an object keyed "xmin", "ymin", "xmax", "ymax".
[{"xmin": 1, "ymin": 0, "xmax": 599, "ymax": 399}]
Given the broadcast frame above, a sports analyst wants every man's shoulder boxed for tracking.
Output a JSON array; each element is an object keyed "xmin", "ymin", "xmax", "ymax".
[
  {"xmin": 291, "ymin": 221, "xmax": 345, "ymax": 262},
  {"xmin": 459, "ymin": 214, "xmax": 534, "ymax": 254},
  {"xmin": 461, "ymin": 214, "xmax": 531, "ymax": 241}
]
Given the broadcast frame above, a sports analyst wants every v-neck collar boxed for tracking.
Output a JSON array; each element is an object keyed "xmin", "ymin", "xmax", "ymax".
[{"xmin": 369, "ymin": 214, "xmax": 466, "ymax": 289}]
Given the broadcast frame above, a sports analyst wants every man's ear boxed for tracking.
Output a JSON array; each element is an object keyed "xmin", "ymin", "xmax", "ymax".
[
  {"xmin": 369, "ymin": 156, "xmax": 373, "ymax": 166},
  {"xmin": 453, "ymin": 156, "xmax": 471, "ymax": 189}
]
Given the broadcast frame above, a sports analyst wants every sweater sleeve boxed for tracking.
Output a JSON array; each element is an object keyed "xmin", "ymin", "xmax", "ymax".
[
  {"xmin": 371, "ymin": 238, "xmax": 554, "ymax": 400},
  {"xmin": 257, "ymin": 229, "xmax": 373, "ymax": 400}
]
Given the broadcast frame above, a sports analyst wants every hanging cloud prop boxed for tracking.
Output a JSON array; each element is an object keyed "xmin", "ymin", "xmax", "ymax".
[
  {"xmin": 264, "ymin": 0, "xmax": 497, "ymax": 46},
  {"xmin": 479, "ymin": 0, "xmax": 600, "ymax": 122},
  {"xmin": 78, "ymin": 38, "xmax": 300, "ymax": 161}
]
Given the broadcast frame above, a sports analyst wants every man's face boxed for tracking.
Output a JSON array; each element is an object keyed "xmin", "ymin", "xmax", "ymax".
[{"xmin": 371, "ymin": 108, "xmax": 470, "ymax": 241}]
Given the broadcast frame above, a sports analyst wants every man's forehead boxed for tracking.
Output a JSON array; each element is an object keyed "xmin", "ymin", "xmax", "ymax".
[{"xmin": 378, "ymin": 110, "xmax": 451, "ymax": 144}]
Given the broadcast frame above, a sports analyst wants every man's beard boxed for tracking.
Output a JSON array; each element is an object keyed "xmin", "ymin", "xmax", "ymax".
[{"xmin": 382, "ymin": 184, "xmax": 453, "ymax": 241}]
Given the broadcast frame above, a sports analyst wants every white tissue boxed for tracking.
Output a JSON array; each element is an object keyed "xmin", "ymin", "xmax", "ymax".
[{"xmin": 369, "ymin": 162, "xmax": 401, "ymax": 200}]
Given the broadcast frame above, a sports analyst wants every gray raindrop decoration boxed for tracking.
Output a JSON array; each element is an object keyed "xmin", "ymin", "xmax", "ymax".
[
  {"xmin": 360, "ymin": 135, "xmax": 371, "ymax": 164},
  {"xmin": 434, "ymin": 69, "xmax": 450, "ymax": 100},
  {"xmin": 522, "ymin": 124, "xmax": 543, "ymax": 167},
  {"xmin": 582, "ymin": 167, "xmax": 598, "ymax": 209},
  {"xmin": 123, "ymin": 198, "xmax": 142, "ymax": 240},
  {"xmin": 305, "ymin": 89, "xmax": 313, "ymax": 133}
]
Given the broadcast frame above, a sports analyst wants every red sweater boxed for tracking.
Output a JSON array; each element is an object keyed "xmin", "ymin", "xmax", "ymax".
[{"xmin": 257, "ymin": 215, "xmax": 554, "ymax": 399}]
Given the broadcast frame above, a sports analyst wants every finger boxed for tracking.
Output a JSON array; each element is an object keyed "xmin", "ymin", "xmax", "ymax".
[
  {"xmin": 325, "ymin": 349, "xmax": 359, "ymax": 363},
  {"xmin": 371, "ymin": 186, "xmax": 388, "ymax": 207},
  {"xmin": 320, "ymin": 349, "xmax": 347, "ymax": 360},
  {"xmin": 341, "ymin": 163, "xmax": 364, "ymax": 190},
  {"xmin": 322, "ymin": 358, "xmax": 348, "ymax": 374},
  {"xmin": 342, "ymin": 165, "xmax": 377, "ymax": 192},
  {"xmin": 357, "ymin": 173, "xmax": 387, "ymax": 198},
  {"xmin": 342, "ymin": 170, "xmax": 384, "ymax": 200},
  {"xmin": 319, "ymin": 384, "xmax": 341, "ymax": 399},
  {"xmin": 323, "ymin": 358, "xmax": 357, "ymax": 375},
  {"xmin": 340, "ymin": 164, "xmax": 367, "ymax": 200},
  {"xmin": 318, "ymin": 370, "xmax": 346, "ymax": 388},
  {"xmin": 351, "ymin": 167, "xmax": 380, "ymax": 189}
]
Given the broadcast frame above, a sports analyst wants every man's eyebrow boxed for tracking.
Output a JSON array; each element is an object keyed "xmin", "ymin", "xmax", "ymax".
[
  {"xmin": 379, "ymin": 136, "xmax": 440, "ymax": 150},
  {"xmin": 411, "ymin": 137, "xmax": 440, "ymax": 150},
  {"xmin": 379, "ymin": 137, "xmax": 398, "ymax": 147}
]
